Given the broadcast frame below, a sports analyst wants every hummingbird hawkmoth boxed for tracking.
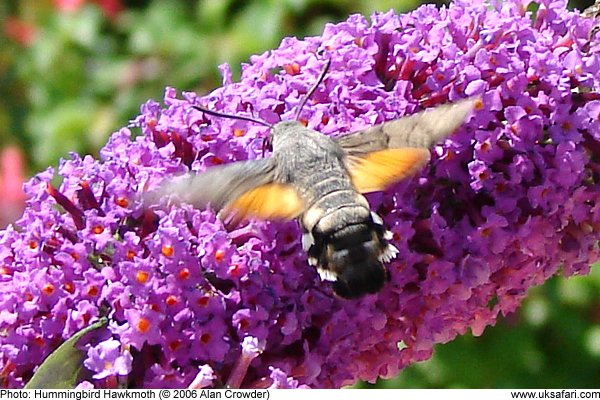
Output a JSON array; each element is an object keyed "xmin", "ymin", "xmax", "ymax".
[
  {"xmin": 147, "ymin": 60, "xmax": 477, "ymax": 299},
  {"xmin": 583, "ymin": 0, "xmax": 600, "ymax": 50}
]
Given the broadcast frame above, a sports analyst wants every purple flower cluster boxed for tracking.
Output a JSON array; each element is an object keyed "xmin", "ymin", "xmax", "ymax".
[{"xmin": 1, "ymin": 0, "xmax": 599, "ymax": 389}]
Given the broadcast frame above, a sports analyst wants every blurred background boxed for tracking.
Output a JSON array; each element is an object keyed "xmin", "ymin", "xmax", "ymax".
[{"xmin": 1, "ymin": 0, "xmax": 599, "ymax": 388}]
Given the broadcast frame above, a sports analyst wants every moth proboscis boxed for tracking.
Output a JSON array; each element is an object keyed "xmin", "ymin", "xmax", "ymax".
[{"xmin": 145, "ymin": 60, "xmax": 478, "ymax": 299}]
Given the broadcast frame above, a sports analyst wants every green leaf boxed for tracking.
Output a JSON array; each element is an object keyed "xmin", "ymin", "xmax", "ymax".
[{"xmin": 25, "ymin": 318, "xmax": 108, "ymax": 389}]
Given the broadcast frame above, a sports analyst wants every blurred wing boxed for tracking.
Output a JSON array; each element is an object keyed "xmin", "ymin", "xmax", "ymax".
[
  {"xmin": 225, "ymin": 183, "xmax": 303, "ymax": 220},
  {"xmin": 346, "ymin": 149, "xmax": 431, "ymax": 193},
  {"xmin": 582, "ymin": 0, "xmax": 600, "ymax": 43},
  {"xmin": 336, "ymin": 97, "xmax": 477, "ymax": 193},
  {"xmin": 145, "ymin": 158, "xmax": 304, "ymax": 220},
  {"xmin": 335, "ymin": 97, "xmax": 477, "ymax": 156},
  {"xmin": 582, "ymin": 0, "xmax": 600, "ymax": 18}
]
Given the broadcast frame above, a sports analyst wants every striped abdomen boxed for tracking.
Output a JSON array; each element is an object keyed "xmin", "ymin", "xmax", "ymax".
[{"xmin": 300, "ymin": 176, "xmax": 398, "ymax": 299}]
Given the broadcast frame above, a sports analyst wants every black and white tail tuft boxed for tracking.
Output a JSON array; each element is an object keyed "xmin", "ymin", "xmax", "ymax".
[{"xmin": 302, "ymin": 210, "xmax": 397, "ymax": 298}]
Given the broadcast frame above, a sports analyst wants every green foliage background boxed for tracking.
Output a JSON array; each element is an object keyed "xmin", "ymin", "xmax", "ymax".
[{"xmin": 1, "ymin": 0, "xmax": 598, "ymax": 389}]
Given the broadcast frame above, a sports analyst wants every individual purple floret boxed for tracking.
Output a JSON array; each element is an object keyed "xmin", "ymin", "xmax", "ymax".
[
  {"xmin": 1, "ymin": 0, "xmax": 599, "ymax": 389},
  {"xmin": 84, "ymin": 339, "xmax": 133, "ymax": 380}
]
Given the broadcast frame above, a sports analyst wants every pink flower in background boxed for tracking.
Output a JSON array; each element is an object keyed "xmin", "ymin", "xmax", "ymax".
[
  {"xmin": 53, "ymin": 0, "xmax": 86, "ymax": 12},
  {"xmin": 53, "ymin": 0, "xmax": 123, "ymax": 19},
  {"xmin": 95, "ymin": 0, "xmax": 123, "ymax": 18},
  {"xmin": 0, "ymin": 146, "xmax": 26, "ymax": 228},
  {"xmin": 4, "ymin": 17, "xmax": 37, "ymax": 47}
]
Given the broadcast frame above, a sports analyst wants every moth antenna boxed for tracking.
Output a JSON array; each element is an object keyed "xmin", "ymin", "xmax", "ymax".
[
  {"xmin": 193, "ymin": 105, "xmax": 273, "ymax": 128},
  {"xmin": 293, "ymin": 58, "xmax": 332, "ymax": 121}
]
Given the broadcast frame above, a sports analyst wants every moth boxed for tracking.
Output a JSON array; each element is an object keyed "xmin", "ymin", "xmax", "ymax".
[
  {"xmin": 147, "ymin": 60, "xmax": 476, "ymax": 298},
  {"xmin": 583, "ymin": 0, "xmax": 600, "ymax": 50},
  {"xmin": 583, "ymin": 0, "xmax": 600, "ymax": 19}
]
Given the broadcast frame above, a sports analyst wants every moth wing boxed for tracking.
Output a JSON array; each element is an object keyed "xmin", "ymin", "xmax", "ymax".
[
  {"xmin": 346, "ymin": 149, "xmax": 431, "ymax": 193},
  {"xmin": 335, "ymin": 97, "xmax": 477, "ymax": 156},
  {"xmin": 582, "ymin": 0, "xmax": 600, "ymax": 18},
  {"xmin": 145, "ymin": 158, "xmax": 304, "ymax": 220},
  {"xmin": 336, "ymin": 97, "xmax": 477, "ymax": 193},
  {"xmin": 225, "ymin": 182, "xmax": 304, "ymax": 220}
]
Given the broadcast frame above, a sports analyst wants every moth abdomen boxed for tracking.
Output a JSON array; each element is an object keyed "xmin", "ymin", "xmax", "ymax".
[
  {"xmin": 302, "ymin": 199, "xmax": 398, "ymax": 298},
  {"xmin": 328, "ymin": 223, "xmax": 376, "ymax": 249}
]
